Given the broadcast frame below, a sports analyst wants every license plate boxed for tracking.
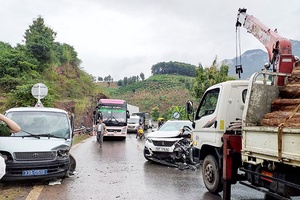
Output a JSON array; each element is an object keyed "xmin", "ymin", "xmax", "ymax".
[
  {"xmin": 155, "ymin": 147, "xmax": 172, "ymax": 152},
  {"xmin": 22, "ymin": 169, "xmax": 47, "ymax": 176}
]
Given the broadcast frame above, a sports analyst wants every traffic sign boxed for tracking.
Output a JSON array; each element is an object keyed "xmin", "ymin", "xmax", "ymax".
[
  {"xmin": 173, "ymin": 111, "xmax": 180, "ymax": 119},
  {"xmin": 31, "ymin": 83, "xmax": 48, "ymax": 99}
]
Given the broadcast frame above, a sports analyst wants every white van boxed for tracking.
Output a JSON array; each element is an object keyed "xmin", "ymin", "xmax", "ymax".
[
  {"xmin": 127, "ymin": 115, "xmax": 141, "ymax": 133},
  {"xmin": 0, "ymin": 107, "xmax": 75, "ymax": 181}
]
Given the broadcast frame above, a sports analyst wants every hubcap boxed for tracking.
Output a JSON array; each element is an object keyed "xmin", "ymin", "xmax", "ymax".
[{"xmin": 204, "ymin": 164, "xmax": 214, "ymax": 183}]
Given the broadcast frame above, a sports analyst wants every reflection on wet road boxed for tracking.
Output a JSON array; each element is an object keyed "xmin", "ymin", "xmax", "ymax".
[{"xmin": 2, "ymin": 132, "xmax": 266, "ymax": 200}]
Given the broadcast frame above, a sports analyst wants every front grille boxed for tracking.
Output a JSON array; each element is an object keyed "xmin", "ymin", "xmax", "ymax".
[
  {"xmin": 152, "ymin": 140, "xmax": 176, "ymax": 147},
  {"xmin": 107, "ymin": 129, "xmax": 121, "ymax": 132},
  {"xmin": 14, "ymin": 151, "xmax": 56, "ymax": 161}
]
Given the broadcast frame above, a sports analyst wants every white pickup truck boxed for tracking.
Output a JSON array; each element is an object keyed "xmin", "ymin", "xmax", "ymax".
[{"xmin": 0, "ymin": 106, "xmax": 76, "ymax": 181}]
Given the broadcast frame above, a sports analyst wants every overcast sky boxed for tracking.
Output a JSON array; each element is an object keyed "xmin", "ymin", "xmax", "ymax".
[{"xmin": 1, "ymin": 0, "xmax": 300, "ymax": 80}]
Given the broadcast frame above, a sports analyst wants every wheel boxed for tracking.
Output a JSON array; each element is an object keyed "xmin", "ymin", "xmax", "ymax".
[
  {"xmin": 66, "ymin": 154, "xmax": 76, "ymax": 177},
  {"xmin": 202, "ymin": 155, "xmax": 223, "ymax": 194}
]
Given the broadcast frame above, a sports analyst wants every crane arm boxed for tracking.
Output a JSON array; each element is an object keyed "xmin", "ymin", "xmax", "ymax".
[{"xmin": 236, "ymin": 8, "xmax": 292, "ymax": 64}]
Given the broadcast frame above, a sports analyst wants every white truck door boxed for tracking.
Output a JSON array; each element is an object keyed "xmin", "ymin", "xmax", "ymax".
[{"xmin": 193, "ymin": 87, "xmax": 220, "ymax": 148}]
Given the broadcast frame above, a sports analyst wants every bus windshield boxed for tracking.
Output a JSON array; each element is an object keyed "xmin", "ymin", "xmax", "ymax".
[{"xmin": 99, "ymin": 106, "xmax": 127, "ymax": 123}]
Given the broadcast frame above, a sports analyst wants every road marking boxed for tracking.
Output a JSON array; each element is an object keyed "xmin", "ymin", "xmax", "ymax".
[{"xmin": 25, "ymin": 185, "xmax": 44, "ymax": 200}]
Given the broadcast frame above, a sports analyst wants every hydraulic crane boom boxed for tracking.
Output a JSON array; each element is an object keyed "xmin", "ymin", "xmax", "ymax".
[{"xmin": 236, "ymin": 8, "xmax": 294, "ymax": 85}]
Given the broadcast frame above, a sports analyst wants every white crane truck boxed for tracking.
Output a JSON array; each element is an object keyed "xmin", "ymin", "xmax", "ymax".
[{"xmin": 186, "ymin": 8, "xmax": 300, "ymax": 199}]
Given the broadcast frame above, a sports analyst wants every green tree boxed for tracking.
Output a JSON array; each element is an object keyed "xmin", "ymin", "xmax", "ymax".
[
  {"xmin": 192, "ymin": 57, "xmax": 235, "ymax": 99},
  {"xmin": 24, "ymin": 16, "xmax": 56, "ymax": 71},
  {"xmin": 151, "ymin": 106, "xmax": 160, "ymax": 121},
  {"xmin": 117, "ymin": 80, "xmax": 123, "ymax": 86},
  {"xmin": 151, "ymin": 61, "xmax": 196, "ymax": 77},
  {"xmin": 0, "ymin": 42, "xmax": 40, "ymax": 91},
  {"xmin": 140, "ymin": 72, "xmax": 145, "ymax": 81},
  {"xmin": 164, "ymin": 105, "xmax": 187, "ymax": 120}
]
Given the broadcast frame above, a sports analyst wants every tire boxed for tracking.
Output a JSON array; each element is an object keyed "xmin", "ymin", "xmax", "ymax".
[
  {"xmin": 66, "ymin": 154, "xmax": 76, "ymax": 177},
  {"xmin": 202, "ymin": 155, "xmax": 223, "ymax": 194}
]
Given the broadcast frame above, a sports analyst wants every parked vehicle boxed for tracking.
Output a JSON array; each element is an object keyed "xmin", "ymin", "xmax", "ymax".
[
  {"xmin": 132, "ymin": 112, "xmax": 150, "ymax": 130},
  {"xmin": 127, "ymin": 115, "xmax": 141, "ymax": 133},
  {"xmin": 143, "ymin": 120, "xmax": 195, "ymax": 168}
]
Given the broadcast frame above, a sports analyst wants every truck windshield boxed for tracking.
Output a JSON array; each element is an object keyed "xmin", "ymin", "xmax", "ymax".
[
  {"xmin": 128, "ymin": 118, "xmax": 139, "ymax": 124},
  {"xmin": 6, "ymin": 111, "xmax": 70, "ymax": 138}
]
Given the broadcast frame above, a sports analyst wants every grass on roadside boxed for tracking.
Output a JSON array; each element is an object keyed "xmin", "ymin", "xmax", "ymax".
[{"xmin": 72, "ymin": 133, "xmax": 91, "ymax": 145}]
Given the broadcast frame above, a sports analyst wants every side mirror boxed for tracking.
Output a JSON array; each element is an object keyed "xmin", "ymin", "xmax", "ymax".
[
  {"xmin": 186, "ymin": 101, "xmax": 195, "ymax": 128},
  {"xmin": 70, "ymin": 113, "xmax": 75, "ymax": 138},
  {"xmin": 126, "ymin": 110, "xmax": 130, "ymax": 118},
  {"xmin": 186, "ymin": 100, "xmax": 194, "ymax": 114}
]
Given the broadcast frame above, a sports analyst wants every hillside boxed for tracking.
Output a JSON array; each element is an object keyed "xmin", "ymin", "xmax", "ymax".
[{"xmin": 98, "ymin": 74, "xmax": 197, "ymax": 117}]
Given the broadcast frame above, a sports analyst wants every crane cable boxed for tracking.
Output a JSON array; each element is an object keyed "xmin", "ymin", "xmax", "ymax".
[{"xmin": 235, "ymin": 14, "xmax": 243, "ymax": 79}]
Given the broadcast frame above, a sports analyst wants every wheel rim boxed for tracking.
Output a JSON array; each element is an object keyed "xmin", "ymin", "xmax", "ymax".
[{"xmin": 204, "ymin": 163, "xmax": 214, "ymax": 183}]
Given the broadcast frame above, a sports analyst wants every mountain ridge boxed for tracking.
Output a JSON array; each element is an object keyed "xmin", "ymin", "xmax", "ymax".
[{"xmin": 223, "ymin": 39, "xmax": 300, "ymax": 79}]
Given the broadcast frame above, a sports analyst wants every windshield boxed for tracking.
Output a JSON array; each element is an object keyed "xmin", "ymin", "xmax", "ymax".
[
  {"xmin": 99, "ymin": 105, "xmax": 127, "ymax": 123},
  {"xmin": 6, "ymin": 111, "xmax": 70, "ymax": 138},
  {"xmin": 158, "ymin": 121, "xmax": 192, "ymax": 131},
  {"xmin": 128, "ymin": 117, "xmax": 139, "ymax": 124}
]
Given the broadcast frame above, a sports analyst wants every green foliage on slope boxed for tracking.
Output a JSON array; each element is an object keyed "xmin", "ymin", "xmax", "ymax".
[
  {"xmin": 0, "ymin": 16, "xmax": 101, "ymax": 127},
  {"xmin": 107, "ymin": 74, "xmax": 196, "ymax": 120}
]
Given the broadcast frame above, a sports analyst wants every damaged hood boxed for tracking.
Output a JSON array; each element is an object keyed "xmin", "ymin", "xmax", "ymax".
[{"xmin": 147, "ymin": 130, "xmax": 181, "ymax": 138}]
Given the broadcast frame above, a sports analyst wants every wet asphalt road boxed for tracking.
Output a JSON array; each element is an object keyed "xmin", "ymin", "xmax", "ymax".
[{"xmin": 1, "ymin": 131, "xmax": 266, "ymax": 200}]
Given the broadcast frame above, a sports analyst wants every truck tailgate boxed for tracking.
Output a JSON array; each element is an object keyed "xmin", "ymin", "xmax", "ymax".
[{"xmin": 242, "ymin": 126, "xmax": 300, "ymax": 167}]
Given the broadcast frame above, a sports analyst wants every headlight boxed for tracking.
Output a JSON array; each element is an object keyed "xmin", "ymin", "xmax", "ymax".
[
  {"xmin": 146, "ymin": 138, "xmax": 153, "ymax": 143},
  {"xmin": 57, "ymin": 149, "xmax": 69, "ymax": 157}
]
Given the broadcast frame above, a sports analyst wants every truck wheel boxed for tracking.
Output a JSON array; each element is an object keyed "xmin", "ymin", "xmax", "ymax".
[{"xmin": 202, "ymin": 155, "xmax": 223, "ymax": 194}]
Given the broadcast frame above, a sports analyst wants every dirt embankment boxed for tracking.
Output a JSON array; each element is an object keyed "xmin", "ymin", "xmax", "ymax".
[{"xmin": 55, "ymin": 94, "xmax": 109, "ymax": 129}]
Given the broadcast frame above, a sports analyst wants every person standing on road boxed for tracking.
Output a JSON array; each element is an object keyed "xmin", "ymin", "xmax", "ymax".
[{"xmin": 96, "ymin": 117, "xmax": 107, "ymax": 148}]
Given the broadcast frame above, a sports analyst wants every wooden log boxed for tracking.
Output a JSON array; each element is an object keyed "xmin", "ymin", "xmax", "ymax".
[
  {"xmin": 261, "ymin": 117, "xmax": 300, "ymax": 127},
  {"xmin": 280, "ymin": 85, "xmax": 300, "ymax": 98},
  {"xmin": 261, "ymin": 61, "xmax": 300, "ymax": 127},
  {"xmin": 271, "ymin": 98, "xmax": 300, "ymax": 111}
]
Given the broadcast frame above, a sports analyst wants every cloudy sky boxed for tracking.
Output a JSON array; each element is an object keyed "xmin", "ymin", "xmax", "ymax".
[{"xmin": 1, "ymin": 0, "xmax": 300, "ymax": 80}]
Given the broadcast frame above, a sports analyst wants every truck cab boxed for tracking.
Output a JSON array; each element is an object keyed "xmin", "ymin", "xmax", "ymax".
[
  {"xmin": 0, "ymin": 107, "xmax": 75, "ymax": 181},
  {"xmin": 187, "ymin": 80, "xmax": 248, "ymax": 193},
  {"xmin": 191, "ymin": 80, "xmax": 248, "ymax": 152}
]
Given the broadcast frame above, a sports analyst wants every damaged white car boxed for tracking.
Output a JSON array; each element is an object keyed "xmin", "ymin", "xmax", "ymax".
[{"xmin": 143, "ymin": 120, "xmax": 195, "ymax": 168}]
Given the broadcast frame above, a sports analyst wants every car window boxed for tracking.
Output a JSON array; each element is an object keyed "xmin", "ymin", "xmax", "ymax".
[{"xmin": 159, "ymin": 121, "xmax": 192, "ymax": 131}]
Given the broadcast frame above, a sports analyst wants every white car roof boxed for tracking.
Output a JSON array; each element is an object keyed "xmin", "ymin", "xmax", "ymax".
[{"xmin": 5, "ymin": 107, "xmax": 68, "ymax": 114}]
